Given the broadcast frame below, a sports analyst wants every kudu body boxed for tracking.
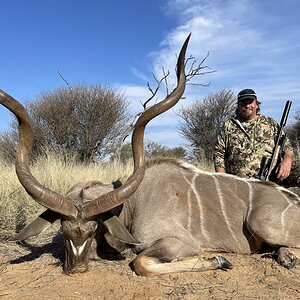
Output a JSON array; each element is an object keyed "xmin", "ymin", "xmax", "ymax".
[
  {"xmin": 71, "ymin": 158, "xmax": 300, "ymax": 275},
  {"xmin": 2, "ymin": 34, "xmax": 300, "ymax": 276}
]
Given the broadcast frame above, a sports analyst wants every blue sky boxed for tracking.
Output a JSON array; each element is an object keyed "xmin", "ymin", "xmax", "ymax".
[{"xmin": 1, "ymin": 0, "xmax": 299, "ymax": 148}]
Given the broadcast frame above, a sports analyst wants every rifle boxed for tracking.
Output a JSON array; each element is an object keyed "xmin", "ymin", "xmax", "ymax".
[{"xmin": 256, "ymin": 100, "xmax": 292, "ymax": 181}]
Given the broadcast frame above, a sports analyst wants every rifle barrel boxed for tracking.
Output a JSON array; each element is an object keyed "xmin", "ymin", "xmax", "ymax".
[{"xmin": 280, "ymin": 100, "xmax": 292, "ymax": 127}]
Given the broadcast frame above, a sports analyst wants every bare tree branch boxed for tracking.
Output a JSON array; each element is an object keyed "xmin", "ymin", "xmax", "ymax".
[
  {"xmin": 112, "ymin": 113, "xmax": 141, "ymax": 161},
  {"xmin": 142, "ymin": 70, "xmax": 170, "ymax": 109},
  {"xmin": 114, "ymin": 51, "xmax": 215, "ymax": 159},
  {"xmin": 162, "ymin": 67, "xmax": 170, "ymax": 96},
  {"xmin": 57, "ymin": 71, "xmax": 70, "ymax": 86},
  {"xmin": 184, "ymin": 52, "xmax": 216, "ymax": 86}
]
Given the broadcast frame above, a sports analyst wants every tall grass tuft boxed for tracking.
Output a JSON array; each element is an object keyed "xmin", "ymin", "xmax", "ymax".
[{"xmin": 0, "ymin": 150, "xmax": 133, "ymax": 241}]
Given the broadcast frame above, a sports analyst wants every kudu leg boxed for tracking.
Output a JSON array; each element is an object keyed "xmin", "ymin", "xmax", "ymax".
[
  {"xmin": 131, "ymin": 237, "xmax": 232, "ymax": 276},
  {"xmin": 247, "ymin": 205, "xmax": 300, "ymax": 269},
  {"xmin": 132, "ymin": 255, "xmax": 232, "ymax": 276}
]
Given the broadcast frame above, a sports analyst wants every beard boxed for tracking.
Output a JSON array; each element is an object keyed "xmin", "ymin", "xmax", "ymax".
[{"xmin": 238, "ymin": 107, "xmax": 256, "ymax": 120}]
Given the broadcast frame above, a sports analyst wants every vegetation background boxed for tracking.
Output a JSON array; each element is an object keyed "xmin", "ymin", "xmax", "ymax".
[
  {"xmin": 0, "ymin": 84, "xmax": 299, "ymax": 242},
  {"xmin": 1, "ymin": 85, "xmax": 300, "ymax": 299}
]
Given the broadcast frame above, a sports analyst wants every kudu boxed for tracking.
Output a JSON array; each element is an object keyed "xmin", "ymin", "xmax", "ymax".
[{"xmin": 2, "ymin": 34, "xmax": 300, "ymax": 276}]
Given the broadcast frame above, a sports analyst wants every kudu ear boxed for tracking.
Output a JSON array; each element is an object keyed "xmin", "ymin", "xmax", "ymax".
[
  {"xmin": 103, "ymin": 216, "xmax": 141, "ymax": 245},
  {"xmin": 10, "ymin": 209, "xmax": 60, "ymax": 241}
]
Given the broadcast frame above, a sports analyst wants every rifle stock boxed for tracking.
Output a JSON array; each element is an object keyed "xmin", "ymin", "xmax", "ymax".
[{"xmin": 256, "ymin": 100, "xmax": 292, "ymax": 181}]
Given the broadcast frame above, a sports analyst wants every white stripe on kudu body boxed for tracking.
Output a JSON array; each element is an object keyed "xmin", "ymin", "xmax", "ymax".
[
  {"xmin": 186, "ymin": 173, "xmax": 210, "ymax": 240},
  {"xmin": 213, "ymin": 175, "xmax": 243, "ymax": 252}
]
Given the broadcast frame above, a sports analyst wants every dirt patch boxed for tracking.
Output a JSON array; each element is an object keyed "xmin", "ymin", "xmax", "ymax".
[{"xmin": 1, "ymin": 241, "xmax": 300, "ymax": 300}]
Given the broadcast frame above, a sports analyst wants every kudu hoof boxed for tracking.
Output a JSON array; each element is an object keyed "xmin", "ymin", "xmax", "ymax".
[
  {"xmin": 214, "ymin": 256, "xmax": 233, "ymax": 270},
  {"xmin": 277, "ymin": 248, "xmax": 297, "ymax": 270}
]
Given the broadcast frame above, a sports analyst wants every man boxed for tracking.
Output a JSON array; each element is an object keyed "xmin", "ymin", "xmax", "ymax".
[{"xmin": 213, "ymin": 88, "xmax": 299, "ymax": 187}]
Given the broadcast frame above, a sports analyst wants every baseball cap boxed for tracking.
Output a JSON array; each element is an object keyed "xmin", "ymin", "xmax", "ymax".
[{"xmin": 237, "ymin": 89, "xmax": 257, "ymax": 101}]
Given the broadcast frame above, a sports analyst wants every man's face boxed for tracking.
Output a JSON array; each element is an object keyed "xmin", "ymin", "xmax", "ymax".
[{"xmin": 237, "ymin": 98, "xmax": 258, "ymax": 120}]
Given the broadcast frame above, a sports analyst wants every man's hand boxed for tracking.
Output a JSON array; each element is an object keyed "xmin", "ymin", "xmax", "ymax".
[
  {"xmin": 277, "ymin": 151, "xmax": 293, "ymax": 181},
  {"xmin": 215, "ymin": 166, "xmax": 226, "ymax": 173}
]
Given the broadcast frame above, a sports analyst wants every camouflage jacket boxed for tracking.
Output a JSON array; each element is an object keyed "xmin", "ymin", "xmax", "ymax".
[{"xmin": 213, "ymin": 115, "xmax": 293, "ymax": 178}]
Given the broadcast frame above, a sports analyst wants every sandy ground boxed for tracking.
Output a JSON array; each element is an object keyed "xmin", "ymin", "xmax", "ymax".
[{"xmin": 1, "ymin": 237, "xmax": 300, "ymax": 300}]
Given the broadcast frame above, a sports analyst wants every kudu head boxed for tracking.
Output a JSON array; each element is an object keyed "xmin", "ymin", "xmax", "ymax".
[{"xmin": 0, "ymin": 33, "xmax": 191, "ymax": 274}]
